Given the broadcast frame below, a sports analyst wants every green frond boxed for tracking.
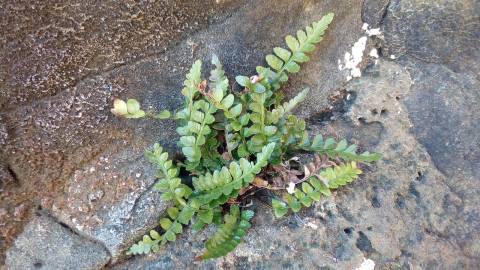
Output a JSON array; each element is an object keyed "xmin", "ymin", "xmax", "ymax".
[
  {"xmin": 177, "ymin": 100, "xmax": 218, "ymax": 171},
  {"xmin": 264, "ymin": 13, "xmax": 334, "ymax": 90},
  {"xmin": 191, "ymin": 142, "xmax": 275, "ymax": 206},
  {"xmin": 198, "ymin": 205, "xmax": 254, "ymax": 260},
  {"xmin": 146, "ymin": 144, "xmax": 192, "ymax": 206},
  {"xmin": 180, "ymin": 60, "xmax": 203, "ymax": 102},
  {"xmin": 272, "ymin": 162, "xmax": 362, "ymax": 217},
  {"xmin": 267, "ymin": 88, "xmax": 309, "ymax": 124},
  {"xmin": 320, "ymin": 161, "xmax": 362, "ymax": 188},
  {"xmin": 208, "ymin": 55, "xmax": 243, "ymax": 119},
  {"xmin": 301, "ymin": 135, "xmax": 382, "ymax": 162},
  {"xmin": 111, "ymin": 98, "xmax": 146, "ymax": 118},
  {"xmin": 191, "ymin": 206, "xmax": 223, "ymax": 233},
  {"xmin": 279, "ymin": 115, "xmax": 308, "ymax": 153},
  {"xmin": 224, "ymin": 113, "xmax": 250, "ymax": 156},
  {"xmin": 244, "ymin": 92, "xmax": 270, "ymax": 153},
  {"xmin": 127, "ymin": 217, "xmax": 184, "ymax": 255}
]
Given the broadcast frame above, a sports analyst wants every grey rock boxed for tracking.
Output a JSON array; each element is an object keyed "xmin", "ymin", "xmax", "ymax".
[
  {"xmin": 382, "ymin": 0, "xmax": 480, "ymax": 75},
  {"xmin": 0, "ymin": 1, "xmax": 242, "ymax": 110},
  {"xmin": 50, "ymin": 147, "xmax": 170, "ymax": 262},
  {"xmin": 362, "ymin": 0, "xmax": 390, "ymax": 27},
  {"xmin": 114, "ymin": 59, "xmax": 479, "ymax": 270},
  {"xmin": 2, "ymin": 0, "xmax": 480, "ymax": 268},
  {"xmin": 403, "ymin": 60, "xmax": 480, "ymax": 181},
  {"xmin": 6, "ymin": 214, "xmax": 110, "ymax": 270}
]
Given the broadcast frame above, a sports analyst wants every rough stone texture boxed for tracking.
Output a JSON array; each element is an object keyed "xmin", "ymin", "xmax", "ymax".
[
  {"xmin": 362, "ymin": 0, "xmax": 390, "ymax": 27},
  {"xmin": 6, "ymin": 214, "xmax": 110, "ymax": 270},
  {"xmin": 113, "ymin": 59, "xmax": 479, "ymax": 270},
  {"xmin": 382, "ymin": 0, "xmax": 480, "ymax": 76},
  {"xmin": 50, "ymin": 146, "xmax": 170, "ymax": 262},
  {"xmin": 0, "ymin": 0, "xmax": 239, "ymax": 263},
  {"xmin": 0, "ymin": 0, "xmax": 243, "ymax": 110},
  {"xmin": 1, "ymin": 0, "xmax": 367, "ymax": 264},
  {"xmin": 1, "ymin": 0, "xmax": 480, "ymax": 269}
]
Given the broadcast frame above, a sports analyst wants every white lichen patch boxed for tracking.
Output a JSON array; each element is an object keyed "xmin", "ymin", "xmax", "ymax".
[
  {"xmin": 362, "ymin": 23, "xmax": 382, "ymax": 36},
  {"xmin": 354, "ymin": 258, "xmax": 375, "ymax": 270},
  {"xmin": 338, "ymin": 22, "xmax": 383, "ymax": 80},
  {"xmin": 369, "ymin": 48, "xmax": 379, "ymax": 58},
  {"xmin": 338, "ymin": 36, "xmax": 368, "ymax": 81}
]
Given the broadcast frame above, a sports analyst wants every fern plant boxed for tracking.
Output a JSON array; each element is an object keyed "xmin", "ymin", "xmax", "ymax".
[{"xmin": 111, "ymin": 12, "xmax": 381, "ymax": 261}]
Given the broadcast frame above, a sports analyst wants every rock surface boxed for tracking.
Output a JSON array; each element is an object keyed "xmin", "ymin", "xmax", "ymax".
[
  {"xmin": 1, "ymin": 0, "xmax": 479, "ymax": 269},
  {"xmin": 6, "ymin": 214, "xmax": 110, "ymax": 270}
]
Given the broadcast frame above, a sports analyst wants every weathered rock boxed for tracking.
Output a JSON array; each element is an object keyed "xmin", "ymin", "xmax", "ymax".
[
  {"xmin": 362, "ymin": 0, "xmax": 390, "ymax": 27},
  {"xmin": 403, "ymin": 60, "xmax": 480, "ymax": 182},
  {"xmin": 1, "ymin": 0, "xmax": 371, "ymax": 263},
  {"xmin": 2, "ymin": 0, "xmax": 480, "ymax": 268},
  {"xmin": 6, "ymin": 214, "xmax": 110, "ymax": 270},
  {"xmin": 113, "ymin": 59, "xmax": 478, "ymax": 269},
  {"xmin": 0, "ymin": 0, "xmax": 242, "ymax": 110},
  {"xmin": 382, "ymin": 0, "xmax": 480, "ymax": 76},
  {"xmin": 50, "ymin": 146, "xmax": 170, "ymax": 262}
]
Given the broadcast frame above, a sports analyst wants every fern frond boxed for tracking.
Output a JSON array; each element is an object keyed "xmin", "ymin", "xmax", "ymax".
[
  {"xmin": 111, "ymin": 98, "xmax": 146, "ymax": 118},
  {"xmin": 319, "ymin": 161, "xmax": 362, "ymax": 188},
  {"xmin": 198, "ymin": 205, "xmax": 254, "ymax": 260},
  {"xmin": 177, "ymin": 100, "xmax": 218, "ymax": 171},
  {"xmin": 155, "ymin": 142, "xmax": 273, "ymax": 242},
  {"xmin": 192, "ymin": 142, "xmax": 275, "ymax": 206},
  {"xmin": 208, "ymin": 55, "xmax": 243, "ymax": 119},
  {"xmin": 272, "ymin": 162, "xmax": 362, "ymax": 217},
  {"xmin": 244, "ymin": 92, "xmax": 272, "ymax": 153},
  {"xmin": 146, "ymin": 144, "xmax": 192, "ymax": 205},
  {"xmin": 267, "ymin": 88, "xmax": 310, "ymax": 124},
  {"xmin": 127, "ymin": 219, "xmax": 184, "ymax": 255},
  {"xmin": 265, "ymin": 13, "xmax": 334, "ymax": 90},
  {"xmin": 225, "ymin": 114, "xmax": 250, "ymax": 155},
  {"xmin": 191, "ymin": 206, "xmax": 223, "ymax": 233},
  {"xmin": 301, "ymin": 135, "xmax": 382, "ymax": 162},
  {"xmin": 279, "ymin": 115, "xmax": 308, "ymax": 152},
  {"xmin": 180, "ymin": 60, "xmax": 202, "ymax": 105}
]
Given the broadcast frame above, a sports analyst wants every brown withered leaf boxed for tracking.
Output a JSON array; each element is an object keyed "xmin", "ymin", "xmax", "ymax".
[
  {"xmin": 252, "ymin": 177, "xmax": 269, "ymax": 188},
  {"xmin": 238, "ymin": 186, "xmax": 253, "ymax": 196},
  {"xmin": 221, "ymin": 151, "xmax": 233, "ymax": 161},
  {"xmin": 270, "ymin": 154, "xmax": 337, "ymax": 188},
  {"xmin": 301, "ymin": 154, "xmax": 336, "ymax": 183},
  {"xmin": 271, "ymin": 162, "xmax": 303, "ymax": 186}
]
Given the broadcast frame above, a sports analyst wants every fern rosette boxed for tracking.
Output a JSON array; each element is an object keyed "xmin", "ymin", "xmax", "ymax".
[{"xmin": 113, "ymin": 12, "xmax": 382, "ymax": 261}]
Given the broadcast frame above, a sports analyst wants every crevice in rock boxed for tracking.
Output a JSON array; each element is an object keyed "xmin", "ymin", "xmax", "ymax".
[
  {"xmin": 378, "ymin": 0, "xmax": 391, "ymax": 26},
  {"xmin": 37, "ymin": 210, "xmax": 113, "ymax": 263},
  {"xmin": 355, "ymin": 231, "xmax": 375, "ymax": 256},
  {"xmin": 5, "ymin": 164, "xmax": 19, "ymax": 185}
]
